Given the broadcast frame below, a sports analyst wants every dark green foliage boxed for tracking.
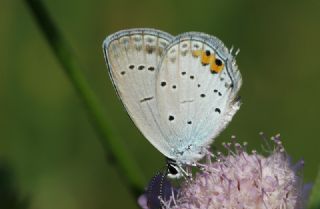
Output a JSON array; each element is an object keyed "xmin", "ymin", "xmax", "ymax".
[{"xmin": 0, "ymin": 162, "xmax": 30, "ymax": 209}]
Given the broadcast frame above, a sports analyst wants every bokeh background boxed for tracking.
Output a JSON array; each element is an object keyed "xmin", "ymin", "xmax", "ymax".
[{"xmin": 1, "ymin": 0, "xmax": 320, "ymax": 208}]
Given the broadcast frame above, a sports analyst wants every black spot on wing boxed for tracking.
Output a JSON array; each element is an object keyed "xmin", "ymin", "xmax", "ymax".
[
  {"xmin": 211, "ymin": 70, "xmax": 217, "ymax": 74},
  {"xmin": 138, "ymin": 65, "xmax": 145, "ymax": 70},
  {"xmin": 148, "ymin": 66, "xmax": 155, "ymax": 71},
  {"xmin": 140, "ymin": 96, "xmax": 154, "ymax": 103},
  {"xmin": 215, "ymin": 58, "xmax": 223, "ymax": 66},
  {"xmin": 180, "ymin": 99, "xmax": 194, "ymax": 104},
  {"xmin": 214, "ymin": 89, "xmax": 222, "ymax": 96}
]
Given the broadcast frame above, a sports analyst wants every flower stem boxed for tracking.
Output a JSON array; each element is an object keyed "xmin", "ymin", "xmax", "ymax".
[{"xmin": 23, "ymin": 0, "xmax": 145, "ymax": 198}]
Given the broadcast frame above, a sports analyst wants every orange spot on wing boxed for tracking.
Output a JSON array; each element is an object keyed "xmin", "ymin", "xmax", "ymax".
[
  {"xmin": 210, "ymin": 57, "xmax": 224, "ymax": 74},
  {"xmin": 201, "ymin": 51, "xmax": 214, "ymax": 65},
  {"xmin": 192, "ymin": 49, "xmax": 224, "ymax": 74}
]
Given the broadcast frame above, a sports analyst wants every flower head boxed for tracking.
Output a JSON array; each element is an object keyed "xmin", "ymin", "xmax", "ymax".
[
  {"xmin": 139, "ymin": 134, "xmax": 310, "ymax": 209},
  {"xmin": 161, "ymin": 134, "xmax": 308, "ymax": 209}
]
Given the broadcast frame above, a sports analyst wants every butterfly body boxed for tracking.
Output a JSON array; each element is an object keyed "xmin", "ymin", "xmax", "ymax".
[{"xmin": 103, "ymin": 28, "xmax": 242, "ymax": 167}]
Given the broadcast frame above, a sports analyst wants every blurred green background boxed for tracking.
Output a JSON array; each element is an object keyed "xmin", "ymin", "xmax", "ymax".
[{"xmin": 1, "ymin": 0, "xmax": 320, "ymax": 208}]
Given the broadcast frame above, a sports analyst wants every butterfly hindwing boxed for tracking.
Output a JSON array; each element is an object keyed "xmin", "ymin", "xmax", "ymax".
[{"xmin": 155, "ymin": 32, "xmax": 242, "ymax": 163}]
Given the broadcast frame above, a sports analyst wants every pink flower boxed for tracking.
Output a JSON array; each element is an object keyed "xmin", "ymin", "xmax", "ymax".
[{"xmin": 161, "ymin": 134, "xmax": 309, "ymax": 209}]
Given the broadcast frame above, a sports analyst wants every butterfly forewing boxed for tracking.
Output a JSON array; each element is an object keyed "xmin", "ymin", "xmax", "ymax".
[
  {"xmin": 155, "ymin": 33, "xmax": 242, "ymax": 162},
  {"xmin": 103, "ymin": 29, "xmax": 175, "ymax": 158}
]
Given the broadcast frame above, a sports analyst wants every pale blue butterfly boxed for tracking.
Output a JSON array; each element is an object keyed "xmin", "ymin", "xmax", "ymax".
[{"xmin": 103, "ymin": 28, "xmax": 242, "ymax": 178}]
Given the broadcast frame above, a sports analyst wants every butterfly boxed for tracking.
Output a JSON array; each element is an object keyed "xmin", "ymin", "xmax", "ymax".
[{"xmin": 102, "ymin": 28, "xmax": 242, "ymax": 178}]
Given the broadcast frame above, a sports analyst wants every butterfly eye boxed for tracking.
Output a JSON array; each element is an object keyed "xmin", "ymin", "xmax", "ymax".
[{"xmin": 168, "ymin": 164, "xmax": 178, "ymax": 175}]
